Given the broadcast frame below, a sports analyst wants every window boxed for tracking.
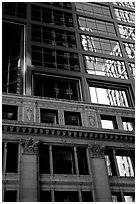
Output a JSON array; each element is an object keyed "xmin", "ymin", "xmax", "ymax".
[
  {"xmin": 31, "ymin": 25, "xmax": 76, "ymax": 48},
  {"xmin": 81, "ymin": 191, "xmax": 93, "ymax": 202},
  {"xmin": 75, "ymin": 3, "xmax": 112, "ymax": 18},
  {"xmin": 40, "ymin": 109, "xmax": 58, "ymax": 124},
  {"xmin": 112, "ymin": 2, "xmax": 135, "ymax": 9},
  {"xmin": 101, "ymin": 115, "xmax": 118, "ymax": 129},
  {"xmin": 89, "ymin": 86, "xmax": 129, "ymax": 107},
  {"xmin": 2, "ymin": 2, "xmax": 27, "ymax": 18},
  {"xmin": 78, "ymin": 16, "xmax": 116, "ymax": 36},
  {"xmin": 64, "ymin": 111, "xmax": 82, "ymax": 126},
  {"xmin": 33, "ymin": 74, "xmax": 80, "ymax": 101},
  {"xmin": 122, "ymin": 117, "xmax": 135, "ymax": 131},
  {"xmin": 55, "ymin": 191, "xmax": 79, "ymax": 202},
  {"xmin": 31, "ymin": 5, "xmax": 74, "ymax": 27},
  {"xmin": 123, "ymin": 42, "xmax": 135, "ymax": 59},
  {"xmin": 81, "ymin": 35, "xmax": 122, "ymax": 56},
  {"xmin": 105, "ymin": 149, "xmax": 134, "ymax": 177},
  {"xmin": 4, "ymin": 191, "xmax": 17, "ymax": 202},
  {"xmin": 53, "ymin": 146, "xmax": 76, "ymax": 174},
  {"xmin": 84, "ymin": 56, "xmax": 128, "ymax": 79},
  {"xmin": 39, "ymin": 145, "xmax": 50, "ymax": 174},
  {"xmin": 40, "ymin": 2, "xmax": 72, "ymax": 9},
  {"xmin": 40, "ymin": 191, "xmax": 51, "ymax": 202},
  {"xmin": 112, "ymin": 193, "xmax": 122, "ymax": 202},
  {"xmin": 2, "ymin": 105, "xmax": 18, "ymax": 120},
  {"xmin": 6, "ymin": 143, "xmax": 18, "ymax": 173},
  {"xmin": 77, "ymin": 147, "xmax": 88, "ymax": 175},
  {"xmin": 2, "ymin": 21, "xmax": 24, "ymax": 94},
  {"xmin": 32, "ymin": 46, "xmax": 80, "ymax": 71},
  {"xmin": 128, "ymin": 63, "xmax": 135, "ymax": 79},
  {"xmin": 114, "ymin": 9, "xmax": 135, "ymax": 23},
  {"xmin": 118, "ymin": 24, "xmax": 135, "ymax": 40},
  {"xmin": 124, "ymin": 193, "xmax": 135, "ymax": 202}
]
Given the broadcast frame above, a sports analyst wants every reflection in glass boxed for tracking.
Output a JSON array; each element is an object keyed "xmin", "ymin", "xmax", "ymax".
[
  {"xmin": 116, "ymin": 156, "xmax": 134, "ymax": 177},
  {"xmin": 81, "ymin": 35, "xmax": 122, "ymax": 56},
  {"xmin": 89, "ymin": 87, "xmax": 129, "ymax": 107},
  {"xmin": 75, "ymin": 2, "xmax": 111, "ymax": 18},
  {"xmin": 124, "ymin": 195, "xmax": 135, "ymax": 202},
  {"xmin": 84, "ymin": 56, "xmax": 128, "ymax": 79},
  {"xmin": 101, "ymin": 119, "xmax": 116, "ymax": 129},
  {"xmin": 118, "ymin": 24, "xmax": 135, "ymax": 40},
  {"xmin": 114, "ymin": 8, "xmax": 135, "ymax": 23},
  {"xmin": 123, "ymin": 43, "xmax": 135, "ymax": 59},
  {"xmin": 128, "ymin": 63, "xmax": 135, "ymax": 79},
  {"xmin": 112, "ymin": 2, "xmax": 135, "ymax": 9},
  {"xmin": 78, "ymin": 16, "xmax": 116, "ymax": 36}
]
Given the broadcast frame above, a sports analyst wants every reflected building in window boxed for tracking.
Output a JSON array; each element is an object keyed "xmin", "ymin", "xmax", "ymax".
[{"xmin": 2, "ymin": 2, "xmax": 135, "ymax": 202}]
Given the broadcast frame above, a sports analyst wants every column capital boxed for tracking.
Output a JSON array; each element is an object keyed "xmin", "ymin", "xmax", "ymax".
[
  {"xmin": 20, "ymin": 138, "xmax": 39, "ymax": 155},
  {"xmin": 88, "ymin": 144, "xmax": 105, "ymax": 158}
]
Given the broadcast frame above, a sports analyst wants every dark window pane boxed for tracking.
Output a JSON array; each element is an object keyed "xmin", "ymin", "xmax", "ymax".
[
  {"xmin": 39, "ymin": 145, "xmax": 50, "ymax": 174},
  {"xmin": 2, "ymin": 105, "xmax": 18, "ymax": 120},
  {"xmin": 55, "ymin": 191, "xmax": 79, "ymax": 202},
  {"xmin": 81, "ymin": 191, "xmax": 93, "ymax": 201},
  {"xmin": 77, "ymin": 148, "xmax": 88, "ymax": 175},
  {"xmin": 4, "ymin": 191, "xmax": 17, "ymax": 202},
  {"xmin": 64, "ymin": 111, "xmax": 81, "ymax": 126},
  {"xmin": 53, "ymin": 146, "xmax": 76, "ymax": 174},
  {"xmin": 41, "ymin": 109, "xmax": 58, "ymax": 124},
  {"xmin": 40, "ymin": 191, "xmax": 51, "ymax": 202},
  {"xmin": 6, "ymin": 143, "xmax": 18, "ymax": 173}
]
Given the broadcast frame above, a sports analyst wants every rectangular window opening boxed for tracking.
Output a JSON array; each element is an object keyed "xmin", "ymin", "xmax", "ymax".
[
  {"xmin": 6, "ymin": 143, "xmax": 18, "ymax": 173},
  {"xmin": 2, "ymin": 104, "xmax": 18, "ymax": 120},
  {"xmin": 40, "ymin": 109, "xmax": 58, "ymax": 124},
  {"xmin": 101, "ymin": 115, "xmax": 118, "ymax": 129},
  {"xmin": 55, "ymin": 191, "xmax": 79, "ymax": 202},
  {"xmin": 64, "ymin": 111, "xmax": 82, "ymax": 126},
  {"xmin": 39, "ymin": 145, "xmax": 50, "ymax": 174}
]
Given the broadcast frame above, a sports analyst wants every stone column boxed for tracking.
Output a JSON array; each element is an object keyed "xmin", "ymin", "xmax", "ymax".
[
  {"xmin": 89, "ymin": 144, "xmax": 112, "ymax": 202},
  {"xmin": 20, "ymin": 138, "xmax": 39, "ymax": 202}
]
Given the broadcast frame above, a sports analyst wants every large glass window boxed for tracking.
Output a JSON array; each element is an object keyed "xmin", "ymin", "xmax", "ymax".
[
  {"xmin": 123, "ymin": 42, "xmax": 135, "ymax": 59},
  {"xmin": 75, "ymin": 3, "xmax": 112, "ymax": 18},
  {"xmin": 89, "ymin": 86, "xmax": 129, "ymax": 107},
  {"xmin": 32, "ymin": 46, "xmax": 80, "ymax": 71},
  {"xmin": 118, "ymin": 24, "xmax": 135, "ymax": 40},
  {"xmin": 78, "ymin": 16, "xmax": 116, "ymax": 36},
  {"xmin": 4, "ymin": 191, "xmax": 17, "ymax": 202},
  {"xmin": 31, "ymin": 5, "xmax": 74, "ymax": 27},
  {"xmin": 84, "ymin": 56, "xmax": 128, "ymax": 79},
  {"xmin": 2, "ymin": 21, "xmax": 24, "ymax": 94},
  {"xmin": 105, "ymin": 149, "xmax": 134, "ymax": 177},
  {"xmin": 5, "ymin": 143, "xmax": 18, "ymax": 173},
  {"xmin": 114, "ymin": 8, "xmax": 135, "ymax": 23},
  {"xmin": 2, "ymin": 2, "xmax": 27, "ymax": 18},
  {"xmin": 39, "ymin": 145, "xmax": 50, "ymax": 174},
  {"xmin": 31, "ymin": 25, "xmax": 76, "ymax": 48},
  {"xmin": 33, "ymin": 74, "xmax": 80, "ymax": 101},
  {"xmin": 81, "ymin": 35, "xmax": 122, "ymax": 56},
  {"xmin": 53, "ymin": 146, "xmax": 76, "ymax": 174}
]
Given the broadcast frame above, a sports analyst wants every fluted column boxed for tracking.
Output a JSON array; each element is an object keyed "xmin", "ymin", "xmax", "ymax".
[
  {"xmin": 20, "ymin": 138, "xmax": 39, "ymax": 201},
  {"xmin": 89, "ymin": 144, "xmax": 112, "ymax": 202}
]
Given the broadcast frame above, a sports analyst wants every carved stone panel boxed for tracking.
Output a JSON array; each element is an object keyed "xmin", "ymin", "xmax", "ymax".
[
  {"xmin": 22, "ymin": 103, "xmax": 35, "ymax": 122},
  {"xmin": 87, "ymin": 111, "xmax": 98, "ymax": 128},
  {"xmin": 20, "ymin": 138, "xmax": 39, "ymax": 155}
]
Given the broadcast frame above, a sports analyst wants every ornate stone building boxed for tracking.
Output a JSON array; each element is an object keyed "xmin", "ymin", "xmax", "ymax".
[{"xmin": 2, "ymin": 2, "xmax": 135, "ymax": 202}]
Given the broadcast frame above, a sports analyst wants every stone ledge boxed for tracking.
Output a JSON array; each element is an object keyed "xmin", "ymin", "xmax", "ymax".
[{"xmin": 2, "ymin": 124, "xmax": 135, "ymax": 143}]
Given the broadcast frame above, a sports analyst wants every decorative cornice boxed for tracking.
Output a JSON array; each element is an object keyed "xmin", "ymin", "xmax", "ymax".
[
  {"xmin": 88, "ymin": 144, "xmax": 105, "ymax": 158},
  {"xmin": 2, "ymin": 124, "xmax": 135, "ymax": 143},
  {"xmin": 20, "ymin": 138, "xmax": 39, "ymax": 155}
]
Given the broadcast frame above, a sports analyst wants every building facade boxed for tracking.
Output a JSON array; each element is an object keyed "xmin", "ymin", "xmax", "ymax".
[{"xmin": 2, "ymin": 2, "xmax": 135, "ymax": 202}]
